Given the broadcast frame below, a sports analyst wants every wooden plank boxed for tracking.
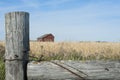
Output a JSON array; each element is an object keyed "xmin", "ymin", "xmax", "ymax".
[
  {"xmin": 5, "ymin": 12, "xmax": 29, "ymax": 80},
  {"xmin": 27, "ymin": 61, "xmax": 80, "ymax": 80},
  {"xmin": 27, "ymin": 60, "xmax": 120, "ymax": 80},
  {"xmin": 61, "ymin": 60, "xmax": 120, "ymax": 80}
]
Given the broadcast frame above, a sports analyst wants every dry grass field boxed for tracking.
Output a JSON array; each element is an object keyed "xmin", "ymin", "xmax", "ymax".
[
  {"xmin": 0, "ymin": 41, "xmax": 5, "ymax": 80},
  {"xmin": 0, "ymin": 41, "xmax": 5, "ymax": 59},
  {"xmin": 30, "ymin": 41, "xmax": 120, "ymax": 60},
  {"xmin": 0, "ymin": 41, "xmax": 120, "ymax": 60}
]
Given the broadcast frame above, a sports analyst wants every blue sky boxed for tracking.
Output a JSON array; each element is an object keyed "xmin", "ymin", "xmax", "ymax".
[{"xmin": 0, "ymin": 0, "xmax": 120, "ymax": 42}]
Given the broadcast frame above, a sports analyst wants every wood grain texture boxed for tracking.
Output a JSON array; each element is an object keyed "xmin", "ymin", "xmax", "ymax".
[
  {"xmin": 27, "ymin": 60, "xmax": 120, "ymax": 80},
  {"xmin": 5, "ymin": 12, "xmax": 29, "ymax": 80}
]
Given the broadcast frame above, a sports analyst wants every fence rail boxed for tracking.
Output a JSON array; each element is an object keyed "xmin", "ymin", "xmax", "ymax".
[{"xmin": 28, "ymin": 60, "xmax": 120, "ymax": 80}]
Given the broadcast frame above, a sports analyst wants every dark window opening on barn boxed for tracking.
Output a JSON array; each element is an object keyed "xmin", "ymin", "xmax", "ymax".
[{"xmin": 37, "ymin": 33, "xmax": 54, "ymax": 42}]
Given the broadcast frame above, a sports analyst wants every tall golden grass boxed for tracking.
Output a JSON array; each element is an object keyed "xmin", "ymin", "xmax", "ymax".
[
  {"xmin": 0, "ymin": 41, "xmax": 5, "ymax": 59},
  {"xmin": 30, "ymin": 41, "xmax": 120, "ymax": 60},
  {"xmin": 0, "ymin": 41, "xmax": 5, "ymax": 80},
  {"xmin": 0, "ymin": 41, "xmax": 120, "ymax": 60}
]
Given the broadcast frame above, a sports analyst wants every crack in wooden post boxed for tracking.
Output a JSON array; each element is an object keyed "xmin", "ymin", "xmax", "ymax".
[{"xmin": 50, "ymin": 61, "xmax": 87, "ymax": 80}]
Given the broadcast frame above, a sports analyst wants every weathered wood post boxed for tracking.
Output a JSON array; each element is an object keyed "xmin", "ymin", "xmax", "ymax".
[{"xmin": 5, "ymin": 12, "xmax": 29, "ymax": 80}]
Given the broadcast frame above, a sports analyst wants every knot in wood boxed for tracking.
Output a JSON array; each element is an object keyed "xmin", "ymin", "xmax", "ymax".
[{"xmin": 14, "ymin": 55, "xmax": 19, "ymax": 58}]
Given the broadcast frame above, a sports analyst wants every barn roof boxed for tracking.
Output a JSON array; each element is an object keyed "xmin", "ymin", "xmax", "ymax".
[{"xmin": 37, "ymin": 34, "xmax": 54, "ymax": 39}]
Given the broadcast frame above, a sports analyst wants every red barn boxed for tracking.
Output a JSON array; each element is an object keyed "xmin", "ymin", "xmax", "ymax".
[{"xmin": 37, "ymin": 34, "xmax": 54, "ymax": 42}]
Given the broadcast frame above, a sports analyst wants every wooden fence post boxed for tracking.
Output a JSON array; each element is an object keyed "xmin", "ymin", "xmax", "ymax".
[{"xmin": 5, "ymin": 12, "xmax": 29, "ymax": 80}]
